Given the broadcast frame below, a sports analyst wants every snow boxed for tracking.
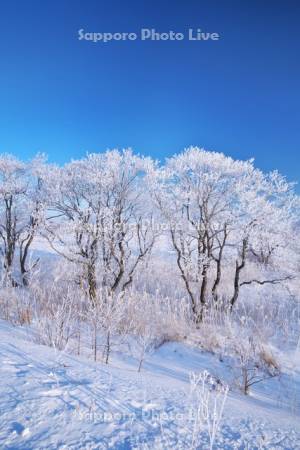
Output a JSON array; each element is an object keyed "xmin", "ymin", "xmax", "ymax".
[{"xmin": 0, "ymin": 320, "xmax": 299, "ymax": 449}]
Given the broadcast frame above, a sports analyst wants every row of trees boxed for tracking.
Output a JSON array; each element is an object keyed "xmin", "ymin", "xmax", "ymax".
[{"xmin": 0, "ymin": 148, "xmax": 299, "ymax": 322}]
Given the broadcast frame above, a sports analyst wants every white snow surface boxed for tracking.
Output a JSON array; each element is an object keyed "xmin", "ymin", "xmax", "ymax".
[{"xmin": 0, "ymin": 320, "xmax": 299, "ymax": 449}]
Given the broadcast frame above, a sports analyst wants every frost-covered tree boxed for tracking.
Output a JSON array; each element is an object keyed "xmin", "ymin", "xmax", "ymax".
[
  {"xmin": 152, "ymin": 147, "xmax": 298, "ymax": 321},
  {"xmin": 228, "ymin": 169, "xmax": 297, "ymax": 310},
  {"xmin": 43, "ymin": 149, "xmax": 156, "ymax": 303},
  {"xmin": 0, "ymin": 154, "xmax": 46, "ymax": 286}
]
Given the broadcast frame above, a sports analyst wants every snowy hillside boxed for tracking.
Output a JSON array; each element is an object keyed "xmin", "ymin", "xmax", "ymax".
[
  {"xmin": 0, "ymin": 320, "xmax": 299, "ymax": 450},
  {"xmin": 0, "ymin": 150, "xmax": 299, "ymax": 449}
]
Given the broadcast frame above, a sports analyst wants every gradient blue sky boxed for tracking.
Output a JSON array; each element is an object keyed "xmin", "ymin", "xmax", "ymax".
[{"xmin": 0, "ymin": 0, "xmax": 299, "ymax": 186}]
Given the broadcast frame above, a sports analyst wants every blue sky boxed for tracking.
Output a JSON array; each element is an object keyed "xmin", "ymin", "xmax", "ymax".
[{"xmin": 0, "ymin": 0, "xmax": 299, "ymax": 187}]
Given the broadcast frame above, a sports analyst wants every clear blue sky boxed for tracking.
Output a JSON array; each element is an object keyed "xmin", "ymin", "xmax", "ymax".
[{"xmin": 0, "ymin": 0, "xmax": 299, "ymax": 186}]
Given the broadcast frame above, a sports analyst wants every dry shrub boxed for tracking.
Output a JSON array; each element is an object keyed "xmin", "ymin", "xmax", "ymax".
[
  {"xmin": 0, "ymin": 287, "xmax": 33, "ymax": 326},
  {"xmin": 259, "ymin": 346, "xmax": 279, "ymax": 371}
]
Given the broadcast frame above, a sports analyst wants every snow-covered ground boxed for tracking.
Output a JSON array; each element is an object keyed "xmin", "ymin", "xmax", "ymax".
[{"xmin": 0, "ymin": 320, "xmax": 299, "ymax": 449}]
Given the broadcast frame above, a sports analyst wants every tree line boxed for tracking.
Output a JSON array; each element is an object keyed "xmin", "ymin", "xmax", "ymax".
[{"xmin": 0, "ymin": 147, "xmax": 299, "ymax": 322}]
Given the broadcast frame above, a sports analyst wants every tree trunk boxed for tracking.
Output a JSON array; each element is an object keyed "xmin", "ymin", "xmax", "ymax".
[
  {"xmin": 93, "ymin": 322, "xmax": 97, "ymax": 362},
  {"xmin": 105, "ymin": 331, "xmax": 110, "ymax": 364},
  {"xmin": 230, "ymin": 238, "xmax": 247, "ymax": 311},
  {"xmin": 88, "ymin": 263, "xmax": 97, "ymax": 304},
  {"xmin": 212, "ymin": 225, "xmax": 228, "ymax": 304}
]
